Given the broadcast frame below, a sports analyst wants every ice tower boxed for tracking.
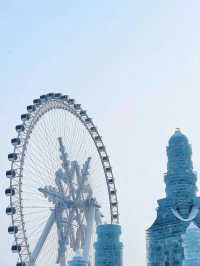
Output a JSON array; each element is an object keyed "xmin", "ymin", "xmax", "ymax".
[
  {"xmin": 147, "ymin": 129, "xmax": 200, "ymax": 266},
  {"xmin": 68, "ymin": 255, "xmax": 88, "ymax": 266},
  {"xmin": 95, "ymin": 224, "xmax": 123, "ymax": 266}
]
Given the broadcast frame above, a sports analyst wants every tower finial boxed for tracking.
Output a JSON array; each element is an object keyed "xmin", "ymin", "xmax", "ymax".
[{"xmin": 174, "ymin": 128, "xmax": 182, "ymax": 136}]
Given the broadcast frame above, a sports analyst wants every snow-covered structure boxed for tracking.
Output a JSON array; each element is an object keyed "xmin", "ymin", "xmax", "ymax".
[
  {"xmin": 94, "ymin": 224, "xmax": 123, "ymax": 266},
  {"xmin": 147, "ymin": 129, "xmax": 200, "ymax": 266}
]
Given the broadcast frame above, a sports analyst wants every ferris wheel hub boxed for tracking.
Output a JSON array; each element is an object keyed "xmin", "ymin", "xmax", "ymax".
[{"xmin": 38, "ymin": 186, "xmax": 99, "ymax": 209}]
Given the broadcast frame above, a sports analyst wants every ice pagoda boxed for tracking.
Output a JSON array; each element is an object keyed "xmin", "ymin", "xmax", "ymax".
[{"xmin": 147, "ymin": 129, "xmax": 200, "ymax": 266}]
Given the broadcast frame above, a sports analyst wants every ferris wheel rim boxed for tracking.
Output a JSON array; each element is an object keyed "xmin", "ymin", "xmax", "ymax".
[{"xmin": 6, "ymin": 93, "xmax": 119, "ymax": 266}]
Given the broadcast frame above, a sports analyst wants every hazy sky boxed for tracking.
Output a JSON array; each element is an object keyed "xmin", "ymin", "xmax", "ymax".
[{"xmin": 1, "ymin": 1, "xmax": 200, "ymax": 266}]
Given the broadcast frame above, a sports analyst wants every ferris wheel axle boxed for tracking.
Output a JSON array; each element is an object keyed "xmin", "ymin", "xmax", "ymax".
[{"xmin": 39, "ymin": 187, "xmax": 100, "ymax": 209}]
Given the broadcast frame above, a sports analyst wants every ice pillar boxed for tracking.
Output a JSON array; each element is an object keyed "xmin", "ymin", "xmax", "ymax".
[
  {"xmin": 95, "ymin": 224, "xmax": 123, "ymax": 266},
  {"xmin": 68, "ymin": 255, "xmax": 88, "ymax": 266}
]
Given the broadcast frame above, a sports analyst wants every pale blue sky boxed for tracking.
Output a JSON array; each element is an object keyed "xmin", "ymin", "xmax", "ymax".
[{"xmin": 1, "ymin": 1, "xmax": 200, "ymax": 266}]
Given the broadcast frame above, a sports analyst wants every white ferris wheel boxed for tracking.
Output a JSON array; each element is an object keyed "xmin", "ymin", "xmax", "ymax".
[{"xmin": 6, "ymin": 93, "xmax": 119, "ymax": 266}]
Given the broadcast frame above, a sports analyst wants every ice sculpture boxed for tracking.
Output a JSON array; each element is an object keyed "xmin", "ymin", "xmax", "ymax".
[
  {"xmin": 95, "ymin": 224, "xmax": 123, "ymax": 266},
  {"xmin": 146, "ymin": 129, "xmax": 200, "ymax": 266},
  {"xmin": 68, "ymin": 254, "xmax": 88, "ymax": 266}
]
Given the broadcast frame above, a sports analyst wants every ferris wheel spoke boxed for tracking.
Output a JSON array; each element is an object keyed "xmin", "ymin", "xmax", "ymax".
[
  {"xmin": 39, "ymin": 116, "xmax": 60, "ymax": 173},
  {"xmin": 26, "ymin": 216, "xmax": 51, "ymax": 238},
  {"xmin": 29, "ymin": 210, "xmax": 55, "ymax": 266}
]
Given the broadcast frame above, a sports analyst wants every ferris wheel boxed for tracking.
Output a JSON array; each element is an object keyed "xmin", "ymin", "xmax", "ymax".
[{"xmin": 5, "ymin": 93, "xmax": 119, "ymax": 266}]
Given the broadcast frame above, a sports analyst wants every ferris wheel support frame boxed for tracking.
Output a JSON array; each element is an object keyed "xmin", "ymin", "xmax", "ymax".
[
  {"xmin": 28, "ymin": 196, "xmax": 97, "ymax": 266},
  {"xmin": 83, "ymin": 201, "xmax": 96, "ymax": 261},
  {"xmin": 29, "ymin": 211, "xmax": 55, "ymax": 266}
]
